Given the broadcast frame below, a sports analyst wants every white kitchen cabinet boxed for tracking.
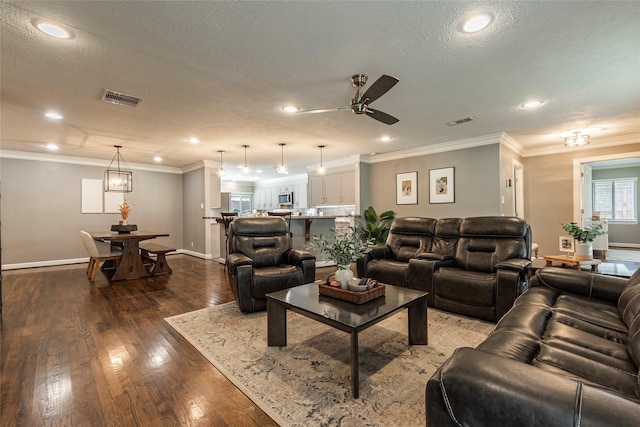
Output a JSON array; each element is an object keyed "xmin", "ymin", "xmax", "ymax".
[
  {"xmin": 294, "ymin": 183, "xmax": 308, "ymax": 208},
  {"xmin": 309, "ymin": 170, "xmax": 355, "ymax": 206}
]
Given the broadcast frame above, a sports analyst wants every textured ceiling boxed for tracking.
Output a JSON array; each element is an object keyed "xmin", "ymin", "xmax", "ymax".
[{"xmin": 1, "ymin": 1, "xmax": 639, "ymax": 180}]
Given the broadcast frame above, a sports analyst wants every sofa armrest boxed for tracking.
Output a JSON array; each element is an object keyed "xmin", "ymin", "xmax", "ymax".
[
  {"xmin": 417, "ymin": 252, "xmax": 454, "ymax": 261},
  {"xmin": 226, "ymin": 252, "xmax": 253, "ymax": 269},
  {"xmin": 408, "ymin": 257, "xmax": 455, "ymax": 305},
  {"xmin": 287, "ymin": 249, "xmax": 315, "ymax": 266},
  {"xmin": 532, "ymin": 267, "xmax": 627, "ymax": 302},
  {"xmin": 495, "ymin": 258, "xmax": 531, "ymax": 272},
  {"xmin": 367, "ymin": 245, "xmax": 392, "ymax": 259},
  {"xmin": 357, "ymin": 245, "xmax": 392, "ymax": 278},
  {"xmin": 427, "ymin": 347, "xmax": 640, "ymax": 427}
]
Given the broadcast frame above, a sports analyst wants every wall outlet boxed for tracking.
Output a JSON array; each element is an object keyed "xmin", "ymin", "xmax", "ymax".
[{"xmin": 191, "ymin": 242, "xmax": 194, "ymax": 247}]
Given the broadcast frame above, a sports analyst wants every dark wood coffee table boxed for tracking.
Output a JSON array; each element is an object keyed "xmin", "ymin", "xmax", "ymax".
[{"xmin": 266, "ymin": 282, "xmax": 428, "ymax": 398}]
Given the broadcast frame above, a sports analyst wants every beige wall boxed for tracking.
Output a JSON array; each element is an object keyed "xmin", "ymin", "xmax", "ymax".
[
  {"xmin": 1, "ymin": 158, "xmax": 183, "ymax": 265},
  {"xmin": 523, "ymin": 143, "xmax": 640, "ymax": 257},
  {"xmin": 369, "ymin": 144, "xmax": 501, "ymax": 218}
]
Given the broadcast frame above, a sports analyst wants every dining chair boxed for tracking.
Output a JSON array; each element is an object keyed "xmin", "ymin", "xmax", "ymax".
[{"xmin": 80, "ymin": 230, "xmax": 123, "ymax": 283}]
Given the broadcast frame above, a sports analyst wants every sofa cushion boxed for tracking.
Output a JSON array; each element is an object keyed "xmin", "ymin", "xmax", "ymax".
[
  {"xmin": 366, "ymin": 259, "xmax": 409, "ymax": 287},
  {"xmin": 251, "ymin": 265, "xmax": 304, "ymax": 298},
  {"xmin": 434, "ymin": 267, "xmax": 496, "ymax": 305},
  {"xmin": 386, "ymin": 217, "xmax": 436, "ymax": 262},
  {"xmin": 477, "ymin": 283, "xmax": 639, "ymax": 400},
  {"xmin": 430, "ymin": 218, "xmax": 461, "ymax": 257}
]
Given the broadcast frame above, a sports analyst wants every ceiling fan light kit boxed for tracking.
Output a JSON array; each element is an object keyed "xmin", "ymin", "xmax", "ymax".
[{"xmin": 296, "ymin": 73, "xmax": 400, "ymax": 125}]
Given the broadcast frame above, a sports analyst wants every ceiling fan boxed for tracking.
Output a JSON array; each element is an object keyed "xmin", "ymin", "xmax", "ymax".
[{"xmin": 297, "ymin": 74, "xmax": 399, "ymax": 125}]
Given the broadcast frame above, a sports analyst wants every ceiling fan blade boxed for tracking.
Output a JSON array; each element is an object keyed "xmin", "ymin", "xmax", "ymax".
[
  {"xmin": 296, "ymin": 107, "xmax": 350, "ymax": 114},
  {"xmin": 365, "ymin": 108, "xmax": 399, "ymax": 125},
  {"xmin": 361, "ymin": 74, "xmax": 399, "ymax": 105}
]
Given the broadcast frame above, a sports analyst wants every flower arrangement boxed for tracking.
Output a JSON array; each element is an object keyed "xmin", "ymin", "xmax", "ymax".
[
  {"xmin": 560, "ymin": 222, "xmax": 606, "ymax": 243},
  {"xmin": 119, "ymin": 200, "xmax": 132, "ymax": 221},
  {"xmin": 308, "ymin": 226, "xmax": 370, "ymax": 267}
]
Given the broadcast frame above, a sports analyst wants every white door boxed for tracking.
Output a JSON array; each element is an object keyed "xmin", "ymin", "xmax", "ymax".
[{"xmin": 581, "ymin": 164, "xmax": 593, "ymax": 226}]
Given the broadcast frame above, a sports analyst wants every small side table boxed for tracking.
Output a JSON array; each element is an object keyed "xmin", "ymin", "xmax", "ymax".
[{"xmin": 543, "ymin": 255, "xmax": 601, "ymax": 271}]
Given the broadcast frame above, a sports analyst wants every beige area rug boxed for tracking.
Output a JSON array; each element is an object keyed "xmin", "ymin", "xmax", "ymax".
[{"xmin": 165, "ymin": 302, "xmax": 494, "ymax": 427}]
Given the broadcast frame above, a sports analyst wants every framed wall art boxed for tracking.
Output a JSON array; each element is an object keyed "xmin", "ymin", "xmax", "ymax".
[
  {"xmin": 429, "ymin": 167, "xmax": 455, "ymax": 204},
  {"xmin": 396, "ymin": 171, "xmax": 418, "ymax": 205},
  {"xmin": 559, "ymin": 236, "xmax": 575, "ymax": 253}
]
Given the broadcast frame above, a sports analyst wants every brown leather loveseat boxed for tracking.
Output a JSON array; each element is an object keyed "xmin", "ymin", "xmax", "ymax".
[
  {"xmin": 358, "ymin": 216, "xmax": 531, "ymax": 322},
  {"xmin": 426, "ymin": 267, "xmax": 640, "ymax": 426}
]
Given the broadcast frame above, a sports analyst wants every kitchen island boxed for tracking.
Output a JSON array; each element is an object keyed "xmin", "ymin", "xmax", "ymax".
[{"xmin": 208, "ymin": 214, "xmax": 359, "ymax": 267}]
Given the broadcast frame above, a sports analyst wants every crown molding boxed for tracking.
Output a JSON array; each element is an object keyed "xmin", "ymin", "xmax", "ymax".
[
  {"xmin": 0, "ymin": 149, "xmax": 183, "ymax": 174},
  {"xmin": 365, "ymin": 132, "xmax": 505, "ymax": 164},
  {"xmin": 522, "ymin": 133, "xmax": 640, "ymax": 157}
]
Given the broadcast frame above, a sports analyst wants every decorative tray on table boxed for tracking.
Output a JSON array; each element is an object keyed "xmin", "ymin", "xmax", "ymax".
[{"xmin": 319, "ymin": 277, "xmax": 385, "ymax": 304}]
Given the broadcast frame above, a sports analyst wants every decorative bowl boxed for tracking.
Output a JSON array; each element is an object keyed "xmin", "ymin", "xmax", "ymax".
[{"xmin": 348, "ymin": 283, "xmax": 368, "ymax": 292}]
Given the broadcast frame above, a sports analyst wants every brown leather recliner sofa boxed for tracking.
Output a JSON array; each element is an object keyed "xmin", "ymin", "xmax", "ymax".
[
  {"xmin": 426, "ymin": 267, "xmax": 640, "ymax": 426},
  {"xmin": 358, "ymin": 216, "xmax": 531, "ymax": 322},
  {"xmin": 226, "ymin": 217, "xmax": 316, "ymax": 313}
]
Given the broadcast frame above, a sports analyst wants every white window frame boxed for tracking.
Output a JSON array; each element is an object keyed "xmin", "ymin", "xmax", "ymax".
[{"xmin": 592, "ymin": 177, "xmax": 638, "ymax": 223}]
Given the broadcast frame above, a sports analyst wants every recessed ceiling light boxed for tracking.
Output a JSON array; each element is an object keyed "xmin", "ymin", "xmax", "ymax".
[
  {"xmin": 154, "ymin": 156, "xmax": 162, "ymax": 162},
  {"xmin": 45, "ymin": 112, "xmax": 63, "ymax": 120},
  {"xmin": 522, "ymin": 100, "xmax": 544, "ymax": 109},
  {"xmin": 380, "ymin": 135, "xmax": 392, "ymax": 142},
  {"xmin": 282, "ymin": 105, "xmax": 300, "ymax": 113},
  {"xmin": 36, "ymin": 22, "xmax": 71, "ymax": 39},
  {"xmin": 187, "ymin": 137, "xmax": 200, "ymax": 144},
  {"xmin": 45, "ymin": 143, "xmax": 59, "ymax": 151},
  {"xmin": 462, "ymin": 14, "xmax": 492, "ymax": 33}
]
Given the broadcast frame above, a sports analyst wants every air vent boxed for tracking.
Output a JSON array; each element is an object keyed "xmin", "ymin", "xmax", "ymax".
[
  {"xmin": 102, "ymin": 89, "xmax": 143, "ymax": 107},
  {"xmin": 446, "ymin": 117, "xmax": 475, "ymax": 126}
]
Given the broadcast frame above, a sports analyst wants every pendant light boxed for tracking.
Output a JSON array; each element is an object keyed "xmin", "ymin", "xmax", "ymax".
[
  {"xmin": 217, "ymin": 150, "xmax": 226, "ymax": 177},
  {"xmin": 240, "ymin": 145, "xmax": 251, "ymax": 174},
  {"xmin": 277, "ymin": 143, "xmax": 288, "ymax": 174},
  {"xmin": 317, "ymin": 145, "xmax": 326, "ymax": 174},
  {"xmin": 104, "ymin": 145, "xmax": 132, "ymax": 192}
]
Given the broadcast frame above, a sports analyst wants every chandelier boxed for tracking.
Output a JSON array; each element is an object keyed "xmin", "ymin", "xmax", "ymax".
[{"xmin": 104, "ymin": 145, "xmax": 132, "ymax": 192}]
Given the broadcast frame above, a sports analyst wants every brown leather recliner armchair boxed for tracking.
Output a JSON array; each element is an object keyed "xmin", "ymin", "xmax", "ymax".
[{"xmin": 226, "ymin": 217, "xmax": 316, "ymax": 313}]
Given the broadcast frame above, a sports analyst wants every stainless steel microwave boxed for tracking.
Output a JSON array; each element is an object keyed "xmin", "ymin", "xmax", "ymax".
[{"xmin": 278, "ymin": 192, "xmax": 293, "ymax": 205}]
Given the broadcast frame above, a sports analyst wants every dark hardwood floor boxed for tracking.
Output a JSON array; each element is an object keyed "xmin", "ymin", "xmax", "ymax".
[{"xmin": 1, "ymin": 255, "xmax": 333, "ymax": 426}]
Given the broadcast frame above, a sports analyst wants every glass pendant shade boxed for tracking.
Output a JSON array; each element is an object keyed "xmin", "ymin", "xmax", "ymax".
[
  {"xmin": 217, "ymin": 150, "xmax": 226, "ymax": 177},
  {"xmin": 317, "ymin": 145, "xmax": 326, "ymax": 174},
  {"xmin": 104, "ymin": 145, "xmax": 133, "ymax": 192},
  {"xmin": 277, "ymin": 143, "xmax": 288, "ymax": 174}
]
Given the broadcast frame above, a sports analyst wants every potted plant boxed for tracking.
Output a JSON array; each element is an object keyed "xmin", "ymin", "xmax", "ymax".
[
  {"xmin": 360, "ymin": 206, "xmax": 395, "ymax": 245},
  {"xmin": 560, "ymin": 222, "xmax": 606, "ymax": 260},
  {"xmin": 308, "ymin": 226, "xmax": 369, "ymax": 289}
]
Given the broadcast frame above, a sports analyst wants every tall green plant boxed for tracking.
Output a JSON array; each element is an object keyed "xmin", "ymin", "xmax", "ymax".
[{"xmin": 360, "ymin": 206, "xmax": 395, "ymax": 244}]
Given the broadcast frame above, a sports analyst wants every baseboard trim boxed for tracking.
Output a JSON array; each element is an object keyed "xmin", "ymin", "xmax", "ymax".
[
  {"xmin": 1, "ymin": 249, "xmax": 195, "ymax": 271},
  {"xmin": 609, "ymin": 242, "xmax": 640, "ymax": 249}
]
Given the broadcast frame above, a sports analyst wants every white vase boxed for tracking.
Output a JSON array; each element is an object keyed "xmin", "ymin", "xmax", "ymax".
[
  {"xmin": 574, "ymin": 242, "xmax": 593, "ymax": 260},
  {"xmin": 335, "ymin": 266, "xmax": 354, "ymax": 290}
]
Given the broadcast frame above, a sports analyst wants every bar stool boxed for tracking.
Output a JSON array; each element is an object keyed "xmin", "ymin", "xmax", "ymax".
[
  {"xmin": 220, "ymin": 212, "xmax": 238, "ymax": 270},
  {"xmin": 267, "ymin": 211, "xmax": 292, "ymax": 236}
]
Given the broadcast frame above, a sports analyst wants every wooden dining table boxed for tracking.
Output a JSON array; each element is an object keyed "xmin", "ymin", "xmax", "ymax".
[{"xmin": 88, "ymin": 230, "xmax": 169, "ymax": 281}]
